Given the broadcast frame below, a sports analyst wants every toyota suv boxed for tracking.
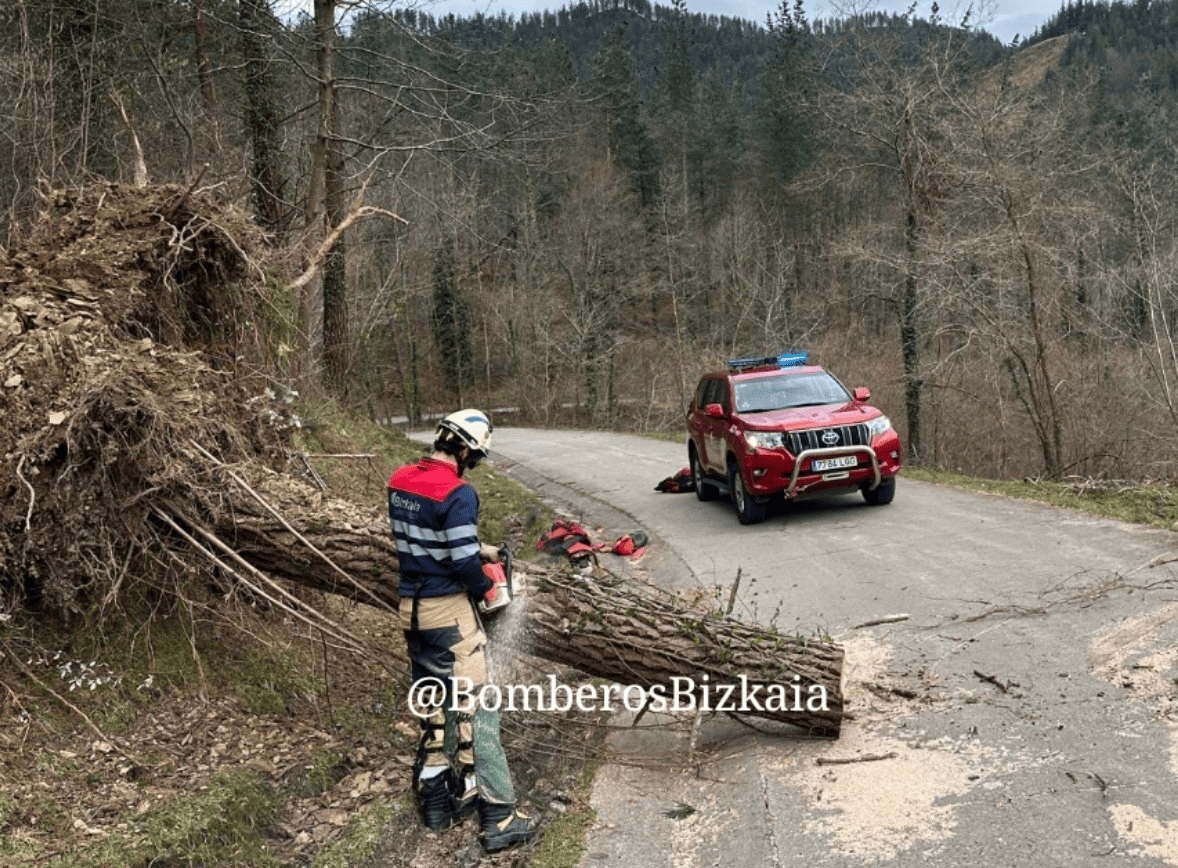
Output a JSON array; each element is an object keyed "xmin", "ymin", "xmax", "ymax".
[{"xmin": 686, "ymin": 352, "xmax": 902, "ymax": 524}]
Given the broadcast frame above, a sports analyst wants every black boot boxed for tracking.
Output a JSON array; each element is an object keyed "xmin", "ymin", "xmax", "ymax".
[
  {"xmin": 479, "ymin": 800, "xmax": 538, "ymax": 851},
  {"xmin": 418, "ymin": 771, "xmax": 456, "ymax": 830}
]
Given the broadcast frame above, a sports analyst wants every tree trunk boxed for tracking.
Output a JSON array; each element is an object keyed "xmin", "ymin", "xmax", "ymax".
[
  {"xmin": 192, "ymin": 0, "xmax": 219, "ymax": 122},
  {"xmin": 307, "ymin": 0, "xmax": 350, "ymax": 389},
  {"xmin": 199, "ymin": 473, "xmax": 402, "ymax": 609},
  {"xmin": 205, "ymin": 483, "xmax": 844, "ymax": 735},
  {"xmin": 240, "ymin": 0, "xmax": 288, "ymax": 234},
  {"xmin": 526, "ymin": 571, "xmax": 844, "ymax": 735}
]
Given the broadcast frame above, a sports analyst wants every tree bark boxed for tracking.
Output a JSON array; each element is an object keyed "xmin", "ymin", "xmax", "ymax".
[
  {"xmin": 526, "ymin": 570, "xmax": 844, "ymax": 735},
  {"xmin": 313, "ymin": 0, "xmax": 349, "ymax": 390},
  {"xmin": 192, "ymin": 0, "xmax": 219, "ymax": 122},
  {"xmin": 199, "ymin": 473, "xmax": 401, "ymax": 610},
  {"xmin": 240, "ymin": 0, "xmax": 288, "ymax": 234}
]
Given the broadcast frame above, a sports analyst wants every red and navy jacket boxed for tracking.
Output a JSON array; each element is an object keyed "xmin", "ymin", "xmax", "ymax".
[{"xmin": 387, "ymin": 457, "xmax": 492, "ymax": 600}]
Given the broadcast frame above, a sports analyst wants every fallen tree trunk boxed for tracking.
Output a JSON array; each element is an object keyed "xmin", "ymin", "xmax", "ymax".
[
  {"xmin": 206, "ymin": 469, "xmax": 402, "ymax": 610},
  {"xmin": 207, "ymin": 483, "xmax": 844, "ymax": 734}
]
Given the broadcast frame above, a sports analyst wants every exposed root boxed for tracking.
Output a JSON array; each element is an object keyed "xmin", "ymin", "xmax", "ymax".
[{"xmin": 14, "ymin": 454, "xmax": 33, "ymax": 532}]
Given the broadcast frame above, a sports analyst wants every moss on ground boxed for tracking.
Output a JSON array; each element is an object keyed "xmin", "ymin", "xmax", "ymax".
[
  {"xmin": 51, "ymin": 770, "xmax": 282, "ymax": 868},
  {"xmin": 310, "ymin": 796, "xmax": 403, "ymax": 868}
]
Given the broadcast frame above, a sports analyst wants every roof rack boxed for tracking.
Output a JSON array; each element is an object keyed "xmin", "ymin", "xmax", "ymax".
[{"xmin": 726, "ymin": 350, "xmax": 808, "ymax": 371}]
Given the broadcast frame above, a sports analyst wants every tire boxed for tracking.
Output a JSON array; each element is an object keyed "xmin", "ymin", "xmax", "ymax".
[
  {"xmin": 690, "ymin": 446, "xmax": 718, "ymax": 501},
  {"xmin": 728, "ymin": 461, "xmax": 767, "ymax": 525},
  {"xmin": 862, "ymin": 476, "xmax": 896, "ymax": 506}
]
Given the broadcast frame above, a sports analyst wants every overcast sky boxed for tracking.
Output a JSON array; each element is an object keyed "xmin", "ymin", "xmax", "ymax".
[{"xmin": 414, "ymin": 0, "xmax": 1056, "ymax": 46}]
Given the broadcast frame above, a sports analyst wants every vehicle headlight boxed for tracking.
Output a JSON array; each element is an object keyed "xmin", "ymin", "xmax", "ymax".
[
  {"xmin": 866, "ymin": 415, "xmax": 892, "ymax": 439},
  {"xmin": 744, "ymin": 431, "xmax": 786, "ymax": 450}
]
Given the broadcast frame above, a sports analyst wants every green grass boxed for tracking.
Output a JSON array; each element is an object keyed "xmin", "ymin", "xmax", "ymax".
[
  {"xmin": 52, "ymin": 771, "xmax": 282, "ymax": 868},
  {"xmin": 529, "ymin": 760, "xmax": 601, "ymax": 868},
  {"xmin": 233, "ymin": 644, "xmax": 321, "ymax": 716},
  {"xmin": 904, "ymin": 467, "xmax": 1178, "ymax": 531}
]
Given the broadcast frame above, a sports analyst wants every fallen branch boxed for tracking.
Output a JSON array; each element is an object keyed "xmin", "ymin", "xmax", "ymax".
[
  {"xmin": 153, "ymin": 509, "xmax": 373, "ymax": 662},
  {"xmin": 725, "ymin": 568, "xmax": 742, "ymax": 617},
  {"xmin": 852, "ymin": 614, "xmax": 909, "ymax": 629},
  {"xmin": 185, "ymin": 517, "xmax": 375, "ymax": 659},
  {"xmin": 864, "ymin": 683, "xmax": 919, "ymax": 701},
  {"xmin": 0, "ymin": 637, "xmax": 142, "ymax": 767},
  {"xmin": 973, "ymin": 670, "xmax": 1017, "ymax": 693},
  {"xmin": 190, "ymin": 440, "xmax": 396, "ymax": 613},
  {"xmin": 815, "ymin": 751, "xmax": 897, "ymax": 766}
]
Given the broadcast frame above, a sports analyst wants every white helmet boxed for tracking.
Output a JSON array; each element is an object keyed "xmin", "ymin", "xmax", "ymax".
[{"xmin": 435, "ymin": 409, "xmax": 493, "ymax": 469}]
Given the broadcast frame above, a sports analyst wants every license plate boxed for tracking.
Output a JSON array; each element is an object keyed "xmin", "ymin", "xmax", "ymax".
[{"xmin": 811, "ymin": 455, "xmax": 858, "ymax": 472}]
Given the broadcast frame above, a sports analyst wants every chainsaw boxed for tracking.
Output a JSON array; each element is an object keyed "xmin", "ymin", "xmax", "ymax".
[{"xmin": 478, "ymin": 546, "xmax": 514, "ymax": 616}]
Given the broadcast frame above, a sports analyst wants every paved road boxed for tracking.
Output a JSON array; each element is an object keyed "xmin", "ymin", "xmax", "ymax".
[{"xmin": 466, "ymin": 428, "xmax": 1178, "ymax": 867}]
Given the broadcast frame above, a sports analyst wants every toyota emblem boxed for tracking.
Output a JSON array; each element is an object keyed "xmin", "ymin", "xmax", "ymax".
[{"xmin": 821, "ymin": 429, "xmax": 839, "ymax": 446}]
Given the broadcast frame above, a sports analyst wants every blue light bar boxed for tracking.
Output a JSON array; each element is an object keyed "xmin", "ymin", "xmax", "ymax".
[
  {"xmin": 776, "ymin": 351, "xmax": 808, "ymax": 367},
  {"xmin": 727, "ymin": 350, "xmax": 809, "ymax": 370}
]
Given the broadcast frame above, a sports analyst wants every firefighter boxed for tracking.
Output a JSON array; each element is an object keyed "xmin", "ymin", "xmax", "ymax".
[{"xmin": 387, "ymin": 409, "xmax": 537, "ymax": 851}]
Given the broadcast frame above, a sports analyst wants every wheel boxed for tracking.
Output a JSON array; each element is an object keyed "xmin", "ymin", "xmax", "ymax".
[
  {"xmin": 690, "ymin": 446, "xmax": 718, "ymax": 501},
  {"xmin": 862, "ymin": 476, "xmax": 896, "ymax": 506},
  {"xmin": 728, "ymin": 461, "xmax": 767, "ymax": 524}
]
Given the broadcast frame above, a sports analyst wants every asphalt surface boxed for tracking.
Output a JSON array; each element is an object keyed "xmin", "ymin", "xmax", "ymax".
[{"xmin": 421, "ymin": 427, "xmax": 1178, "ymax": 866}]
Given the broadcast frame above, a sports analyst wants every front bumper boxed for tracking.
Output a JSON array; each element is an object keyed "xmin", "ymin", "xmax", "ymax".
[{"xmin": 740, "ymin": 437, "xmax": 902, "ymax": 499}]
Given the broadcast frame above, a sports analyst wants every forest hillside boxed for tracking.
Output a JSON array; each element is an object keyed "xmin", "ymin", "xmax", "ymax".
[{"xmin": 2, "ymin": 0, "xmax": 1177, "ymax": 481}]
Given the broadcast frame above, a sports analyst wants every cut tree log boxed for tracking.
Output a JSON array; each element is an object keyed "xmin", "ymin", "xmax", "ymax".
[{"xmin": 526, "ymin": 570, "xmax": 844, "ymax": 735}]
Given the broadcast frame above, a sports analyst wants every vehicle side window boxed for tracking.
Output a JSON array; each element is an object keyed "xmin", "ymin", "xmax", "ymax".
[
  {"xmin": 716, "ymin": 380, "xmax": 730, "ymax": 414},
  {"xmin": 695, "ymin": 379, "xmax": 711, "ymax": 410},
  {"xmin": 703, "ymin": 379, "xmax": 722, "ymax": 409}
]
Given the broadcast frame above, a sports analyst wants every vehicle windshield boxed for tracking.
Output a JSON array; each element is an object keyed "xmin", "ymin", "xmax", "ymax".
[{"xmin": 732, "ymin": 371, "xmax": 851, "ymax": 414}]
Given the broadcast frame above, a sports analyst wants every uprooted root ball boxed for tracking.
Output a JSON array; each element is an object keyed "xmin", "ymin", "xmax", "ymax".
[{"xmin": 0, "ymin": 182, "xmax": 283, "ymax": 620}]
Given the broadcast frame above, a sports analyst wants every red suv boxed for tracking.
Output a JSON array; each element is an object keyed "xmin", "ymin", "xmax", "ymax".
[{"xmin": 686, "ymin": 352, "xmax": 902, "ymax": 524}]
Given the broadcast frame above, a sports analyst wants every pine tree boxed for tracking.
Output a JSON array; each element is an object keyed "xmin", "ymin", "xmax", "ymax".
[
  {"xmin": 593, "ymin": 26, "xmax": 661, "ymax": 206},
  {"xmin": 756, "ymin": 0, "xmax": 815, "ymax": 184}
]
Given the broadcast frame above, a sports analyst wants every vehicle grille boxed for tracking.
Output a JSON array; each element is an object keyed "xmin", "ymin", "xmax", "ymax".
[{"xmin": 786, "ymin": 423, "xmax": 870, "ymax": 455}]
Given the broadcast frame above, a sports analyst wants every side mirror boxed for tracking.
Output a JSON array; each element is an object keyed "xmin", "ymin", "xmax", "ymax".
[
  {"xmin": 853, "ymin": 387, "xmax": 871, "ymax": 402},
  {"xmin": 704, "ymin": 403, "xmax": 726, "ymax": 419}
]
